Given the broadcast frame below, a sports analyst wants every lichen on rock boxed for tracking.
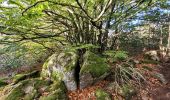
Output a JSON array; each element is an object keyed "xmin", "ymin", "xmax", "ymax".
[
  {"xmin": 0, "ymin": 78, "xmax": 68, "ymax": 100},
  {"xmin": 41, "ymin": 51, "xmax": 78, "ymax": 91}
]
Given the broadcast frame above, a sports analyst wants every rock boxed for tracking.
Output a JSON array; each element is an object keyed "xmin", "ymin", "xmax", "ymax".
[
  {"xmin": 0, "ymin": 79, "xmax": 8, "ymax": 87},
  {"xmin": 0, "ymin": 78, "xmax": 68, "ymax": 100},
  {"xmin": 79, "ymin": 51, "xmax": 110, "ymax": 89},
  {"xmin": 119, "ymin": 84, "xmax": 136, "ymax": 100},
  {"xmin": 41, "ymin": 51, "xmax": 78, "ymax": 91},
  {"xmin": 144, "ymin": 50, "xmax": 160, "ymax": 61},
  {"xmin": 13, "ymin": 70, "xmax": 40, "ymax": 84},
  {"xmin": 129, "ymin": 59, "xmax": 140, "ymax": 65},
  {"xmin": 79, "ymin": 73, "xmax": 93, "ymax": 89},
  {"xmin": 95, "ymin": 89, "xmax": 111, "ymax": 100},
  {"xmin": 105, "ymin": 83, "xmax": 136, "ymax": 100},
  {"xmin": 152, "ymin": 72, "xmax": 167, "ymax": 84}
]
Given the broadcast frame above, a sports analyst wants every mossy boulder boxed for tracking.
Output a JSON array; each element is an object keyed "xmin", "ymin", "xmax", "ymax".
[
  {"xmin": 0, "ymin": 78, "xmax": 68, "ymax": 100},
  {"xmin": 95, "ymin": 89, "xmax": 111, "ymax": 100},
  {"xmin": 79, "ymin": 51, "xmax": 110, "ymax": 89},
  {"xmin": 13, "ymin": 70, "xmax": 40, "ymax": 84},
  {"xmin": 41, "ymin": 51, "xmax": 78, "ymax": 91}
]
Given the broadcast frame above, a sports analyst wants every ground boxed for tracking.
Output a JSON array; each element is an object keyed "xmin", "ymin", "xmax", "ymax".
[
  {"xmin": 0, "ymin": 52, "xmax": 170, "ymax": 100},
  {"xmin": 150, "ymin": 63, "xmax": 170, "ymax": 100}
]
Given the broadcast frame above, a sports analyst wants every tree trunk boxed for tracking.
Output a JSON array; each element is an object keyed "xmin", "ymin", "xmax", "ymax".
[{"xmin": 167, "ymin": 25, "xmax": 170, "ymax": 56}]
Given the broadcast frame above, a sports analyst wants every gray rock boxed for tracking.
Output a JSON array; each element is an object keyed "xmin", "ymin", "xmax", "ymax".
[
  {"xmin": 41, "ymin": 51, "xmax": 78, "ymax": 91},
  {"xmin": 79, "ymin": 51, "xmax": 110, "ymax": 89},
  {"xmin": 79, "ymin": 73, "xmax": 93, "ymax": 89},
  {"xmin": 145, "ymin": 50, "xmax": 160, "ymax": 61}
]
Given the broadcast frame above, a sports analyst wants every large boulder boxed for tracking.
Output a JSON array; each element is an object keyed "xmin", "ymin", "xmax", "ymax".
[
  {"xmin": 41, "ymin": 51, "xmax": 78, "ymax": 91},
  {"xmin": 79, "ymin": 51, "xmax": 110, "ymax": 89}
]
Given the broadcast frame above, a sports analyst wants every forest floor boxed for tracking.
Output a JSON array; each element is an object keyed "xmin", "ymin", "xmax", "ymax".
[
  {"xmin": 0, "ymin": 54, "xmax": 170, "ymax": 100},
  {"xmin": 149, "ymin": 62, "xmax": 170, "ymax": 100}
]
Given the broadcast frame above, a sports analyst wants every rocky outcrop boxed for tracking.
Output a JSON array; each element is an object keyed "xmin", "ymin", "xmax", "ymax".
[
  {"xmin": 0, "ymin": 78, "xmax": 68, "ymax": 100},
  {"xmin": 79, "ymin": 51, "xmax": 110, "ymax": 89},
  {"xmin": 41, "ymin": 51, "xmax": 78, "ymax": 91}
]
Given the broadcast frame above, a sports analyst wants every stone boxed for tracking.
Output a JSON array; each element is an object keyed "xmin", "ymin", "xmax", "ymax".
[
  {"xmin": 79, "ymin": 51, "xmax": 110, "ymax": 89},
  {"xmin": 0, "ymin": 78, "xmax": 68, "ymax": 100},
  {"xmin": 41, "ymin": 51, "xmax": 78, "ymax": 91},
  {"xmin": 144, "ymin": 50, "xmax": 160, "ymax": 61},
  {"xmin": 79, "ymin": 73, "xmax": 93, "ymax": 89},
  {"xmin": 152, "ymin": 72, "xmax": 167, "ymax": 84}
]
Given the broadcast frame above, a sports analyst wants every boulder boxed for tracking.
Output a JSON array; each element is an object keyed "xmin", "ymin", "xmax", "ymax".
[
  {"xmin": 144, "ymin": 50, "xmax": 160, "ymax": 61},
  {"xmin": 41, "ymin": 51, "xmax": 78, "ymax": 91},
  {"xmin": 79, "ymin": 51, "xmax": 110, "ymax": 89},
  {"xmin": 0, "ymin": 78, "xmax": 68, "ymax": 100}
]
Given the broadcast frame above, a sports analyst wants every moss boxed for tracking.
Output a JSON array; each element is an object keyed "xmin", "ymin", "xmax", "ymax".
[
  {"xmin": 4, "ymin": 78, "xmax": 51, "ymax": 100},
  {"xmin": 120, "ymin": 84, "xmax": 136, "ymax": 100},
  {"xmin": 0, "ymin": 79, "xmax": 8, "ymax": 87},
  {"xmin": 13, "ymin": 71, "xmax": 40, "ymax": 84},
  {"xmin": 42, "ymin": 54, "xmax": 58, "ymax": 70},
  {"xmin": 142, "ymin": 66, "xmax": 153, "ymax": 71},
  {"xmin": 13, "ymin": 74, "xmax": 26, "ymax": 84},
  {"xmin": 41, "ymin": 51, "xmax": 78, "ymax": 81},
  {"xmin": 80, "ymin": 51, "xmax": 110, "ymax": 77},
  {"xmin": 22, "ymin": 89, "xmax": 37, "ymax": 100},
  {"xmin": 141, "ymin": 59, "xmax": 159, "ymax": 64},
  {"xmin": 95, "ymin": 89, "xmax": 111, "ymax": 100},
  {"xmin": 6, "ymin": 83, "xmax": 25, "ymax": 100},
  {"xmin": 39, "ymin": 81, "xmax": 68, "ymax": 100}
]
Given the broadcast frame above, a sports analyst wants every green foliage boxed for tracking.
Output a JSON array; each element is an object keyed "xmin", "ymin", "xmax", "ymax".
[
  {"xmin": 104, "ymin": 50, "xmax": 128, "ymax": 62},
  {"xmin": 0, "ymin": 42, "xmax": 51, "ymax": 69}
]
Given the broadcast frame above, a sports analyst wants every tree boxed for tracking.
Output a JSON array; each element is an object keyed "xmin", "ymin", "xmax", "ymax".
[{"xmin": 0, "ymin": 0, "xmax": 156, "ymax": 54}]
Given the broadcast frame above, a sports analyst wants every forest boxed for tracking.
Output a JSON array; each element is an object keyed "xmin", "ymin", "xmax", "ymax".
[{"xmin": 0, "ymin": 0, "xmax": 170, "ymax": 100}]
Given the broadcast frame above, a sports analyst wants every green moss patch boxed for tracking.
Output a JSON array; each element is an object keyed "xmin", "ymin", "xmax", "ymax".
[
  {"xmin": 80, "ymin": 51, "xmax": 110, "ymax": 77},
  {"xmin": 0, "ymin": 79, "xmax": 8, "ymax": 87},
  {"xmin": 39, "ymin": 81, "xmax": 68, "ymax": 100},
  {"xmin": 3, "ymin": 78, "xmax": 50, "ymax": 100},
  {"xmin": 141, "ymin": 59, "xmax": 159, "ymax": 64},
  {"xmin": 119, "ymin": 84, "xmax": 136, "ymax": 100},
  {"xmin": 13, "ymin": 70, "xmax": 40, "ymax": 84},
  {"xmin": 95, "ymin": 89, "xmax": 111, "ymax": 100}
]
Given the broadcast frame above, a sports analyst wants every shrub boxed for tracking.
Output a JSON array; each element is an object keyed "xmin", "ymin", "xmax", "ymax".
[{"xmin": 104, "ymin": 50, "xmax": 128, "ymax": 62}]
